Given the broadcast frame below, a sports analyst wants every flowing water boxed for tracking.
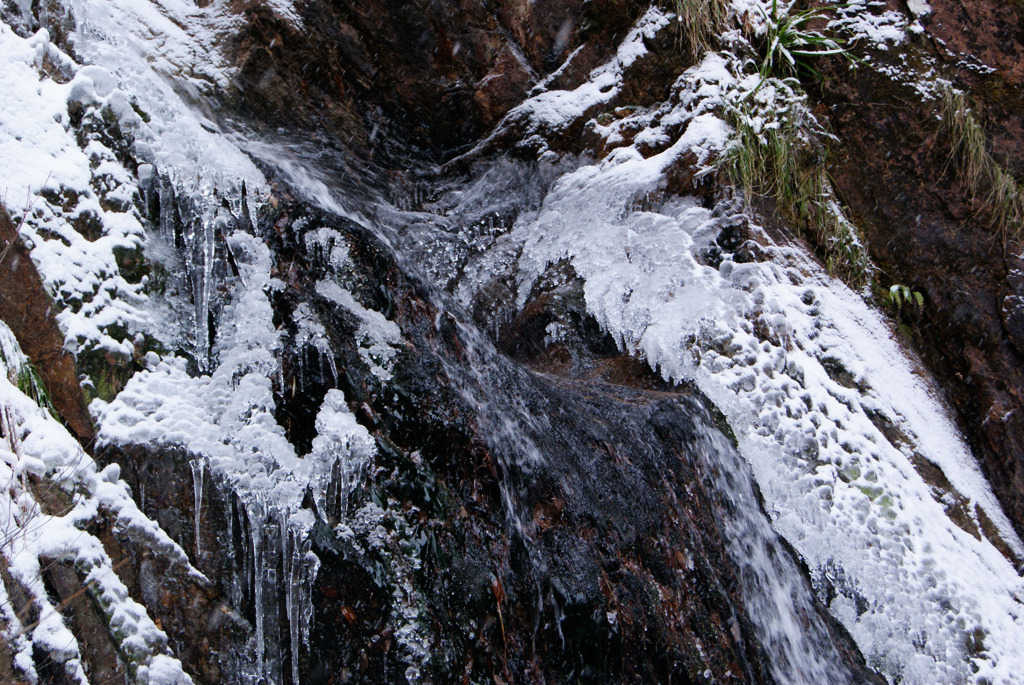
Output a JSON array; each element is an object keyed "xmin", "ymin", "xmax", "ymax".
[
  {"xmin": 268, "ymin": 151, "xmax": 866, "ymax": 682},
  {"xmin": 33, "ymin": 1, "xmax": 1020, "ymax": 681},
  {"xmin": 94, "ymin": 112, "xmax": 1024, "ymax": 682}
]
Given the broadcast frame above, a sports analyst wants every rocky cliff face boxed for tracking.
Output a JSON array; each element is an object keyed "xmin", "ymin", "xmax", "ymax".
[
  {"xmin": 819, "ymin": 0, "xmax": 1024, "ymax": 544},
  {"xmin": 1, "ymin": 1, "xmax": 1023, "ymax": 684}
]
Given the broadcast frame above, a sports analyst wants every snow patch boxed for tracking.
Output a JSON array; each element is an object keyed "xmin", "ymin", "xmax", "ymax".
[{"xmin": 0, "ymin": 321, "xmax": 193, "ymax": 683}]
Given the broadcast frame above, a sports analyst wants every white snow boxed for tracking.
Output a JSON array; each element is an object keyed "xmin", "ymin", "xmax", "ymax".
[
  {"xmin": 95, "ymin": 227, "xmax": 307, "ymax": 508},
  {"xmin": 316, "ymin": 279, "xmax": 403, "ymax": 382},
  {"xmin": 0, "ymin": 321, "xmax": 194, "ymax": 683},
  {"xmin": 0, "ymin": 5, "xmax": 366, "ymax": 679},
  {"xmin": 70, "ymin": 0, "xmax": 267, "ymax": 200},
  {"xmin": 906, "ymin": 0, "xmax": 933, "ymax": 17},
  {"xmin": 473, "ymin": 7, "xmax": 671, "ymax": 152},
  {"xmin": 34, "ymin": 0, "xmax": 375, "ymax": 521},
  {"xmin": 0, "ymin": 24, "xmax": 148, "ymax": 358},
  {"xmin": 830, "ymin": 0, "xmax": 908, "ymax": 49}
]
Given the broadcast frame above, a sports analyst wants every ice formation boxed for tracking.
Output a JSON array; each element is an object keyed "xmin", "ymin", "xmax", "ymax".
[
  {"xmin": 1, "ymin": 0, "xmax": 1022, "ymax": 682},
  {"xmin": 449, "ymin": 23, "xmax": 1024, "ymax": 683}
]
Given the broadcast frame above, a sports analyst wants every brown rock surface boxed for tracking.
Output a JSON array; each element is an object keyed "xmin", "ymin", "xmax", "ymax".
[
  {"xmin": 0, "ymin": 204, "xmax": 94, "ymax": 445},
  {"xmin": 216, "ymin": 0, "xmax": 652, "ymax": 161},
  {"xmin": 819, "ymin": 0, "xmax": 1024, "ymax": 539}
]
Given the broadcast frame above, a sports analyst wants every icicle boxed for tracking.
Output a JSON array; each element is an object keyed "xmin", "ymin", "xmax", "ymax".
[
  {"xmin": 235, "ymin": 495, "xmax": 248, "ymax": 609},
  {"xmin": 249, "ymin": 499, "xmax": 266, "ymax": 676},
  {"xmin": 263, "ymin": 506, "xmax": 283, "ymax": 685},
  {"xmin": 191, "ymin": 209, "xmax": 221, "ymax": 372},
  {"xmin": 276, "ymin": 351, "xmax": 285, "ymax": 397},
  {"xmin": 159, "ymin": 181, "xmax": 174, "ymax": 241},
  {"xmin": 226, "ymin": 494, "xmax": 240, "ymax": 610},
  {"xmin": 301, "ymin": 540, "xmax": 319, "ymax": 649},
  {"xmin": 325, "ymin": 349, "xmax": 338, "ymax": 386},
  {"xmin": 286, "ymin": 525, "xmax": 303, "ymax": 685},
  {"xmin": 338, "ymin": 456, "xmax": 349, "ymax": 518},
  {"xmin": 225, "ymin": 492, "xmax": 233, "ymax": 563},
  {"xmin": 327, "ymin": 457, "xmax": 342, "ymax": 521},
  {"xmin": 190, "ymin": 459, "xmax": 204, "ymax": 559},
  {"xmin": 194, "ymin": 224, "xmax": 206, "ymax": 369},
  {"xmin": 202, "ymin": 215, "xmax": 215, "ymax": 366}
]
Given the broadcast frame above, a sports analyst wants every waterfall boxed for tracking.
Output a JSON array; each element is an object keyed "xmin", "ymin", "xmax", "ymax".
[
  {"xmin": 690, "ymin": 416, "xmax": 853, "ymax": 683},
  {"xmin": 8, "ymin": 0, "xmax": 1019, "ymax": 680}
]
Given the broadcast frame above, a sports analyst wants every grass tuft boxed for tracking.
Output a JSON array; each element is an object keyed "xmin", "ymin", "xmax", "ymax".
[
  {"xmin": 988, "ymin": 167, "xmax": 1024, "ymax": 238},
  {"xmin": 0, "ymin": 330, "xmax": 58, "ymax": 419},
  {"xmin": 668, "ymin": 0, "xmax": 731, "ymax": 61},
  {"xmin": 724, "ymin": 83, "xmax": 872, "ymax": 287},
  {"xmin": 939, "ymin": 87, "xmax": 1024, "ymax": 244},
  {"xmin": 754, "ymin": 0, "xmax": 849, "ymax": 81}
]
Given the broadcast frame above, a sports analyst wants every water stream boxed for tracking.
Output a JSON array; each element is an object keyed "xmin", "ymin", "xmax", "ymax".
[
  {"xmin": 49, "ymin": 0, "xmax": 1020, "ymax": 677},
  {"xmin": 325, "ymin": 167, "xmax": 859, "ymax": 681},
  {"xmin": 108, "ymin": 111, "xmax": 1024, "ymax": 681}
]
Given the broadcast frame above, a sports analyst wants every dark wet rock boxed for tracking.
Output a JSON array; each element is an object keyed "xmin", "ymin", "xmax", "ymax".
[
  {"xmin": 98, "ymin": 193, "xmax": 881, "ymax": 683},
  {"xmin": 218, "ymin": 0, "xmax": 633, "ymax": 161},
  {"xmin": 457, "ymin": 11, "xmax": 688, "ymax": 165},
  {"xmin": 41, "ymin": 559, "xmax": 126, "ymax": 684},
  {"xmin": 1003, "ymin": 261, "xmax": 1024, "ymax": 358},
  {"xmin": 96, "ymin": 444, "xmax": 250, "ymax": 683},
  {"xmin": 259, "ymin": 199, "xmax": 880, "ymax": 683},
  {"xmin": 474, "ymin": 43, "xmax": 537, "ymax": 129}
]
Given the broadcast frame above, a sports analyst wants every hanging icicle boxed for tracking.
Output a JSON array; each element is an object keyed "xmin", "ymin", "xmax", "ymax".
[{"xmin": 190, "ymin": 458, "xmax": 205, "ymax": 559}]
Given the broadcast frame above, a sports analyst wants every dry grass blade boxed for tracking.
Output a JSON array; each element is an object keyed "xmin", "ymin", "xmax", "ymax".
[
  {"xmin": 939, "ymin": 87, "xmax": 1024, "ymax": 244},
  {"xmin": 724, "ymin": 92, "xmax": 872, "ymax": 287},
  {"xmin": 669, "ymin": 0, "xmax": 731, "ymax": 61}
]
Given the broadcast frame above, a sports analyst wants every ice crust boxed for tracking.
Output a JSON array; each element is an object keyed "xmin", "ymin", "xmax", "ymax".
[
  {"xmin": 94, "ymin": 224, "xmax": 382, "ymax": 517},
  {"xmin": 69, "ymin": 0, "xmax": 266, "ymax": 196},
  {"xmin": 454, "ymin": 21, "xmax": 1024, "ymax": 685}
]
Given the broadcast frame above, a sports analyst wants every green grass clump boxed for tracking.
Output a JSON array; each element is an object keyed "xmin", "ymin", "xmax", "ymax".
[
  {"xmin": 754, "ymin": 0, "xmax": 849, "ymax": 81},
  {"xmin": 0, "ymin": 329, "xmax": 57, "ymax": 419},
  {"xmin": 724, "ymin": 85, "xmax": 872, "ymax": 287},
  {"xmin": 14, "ymin": 363, "xmax": 57, "ymax": 419},
  {"xmin": 717, "ymin": 3, "xmax": 869, "ymax": 284},
  {"xmin": 940, "ymin": 88, "xmax": 1024, "ymax": 245}
]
